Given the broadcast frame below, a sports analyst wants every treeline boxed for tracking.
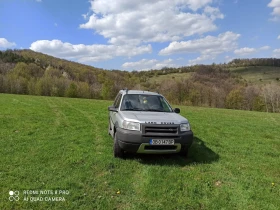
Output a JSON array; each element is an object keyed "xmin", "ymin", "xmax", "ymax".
[
  {"xmin": 0, "ymin": 49, "xmax": 280, "ymax": 113},
  {"xmin": 130, "ymin": 58, "xmax": 280, "ymax": 79},
  {"xmin": 228, "ymin": 58, "xmax": 280, "ymax": 67}
]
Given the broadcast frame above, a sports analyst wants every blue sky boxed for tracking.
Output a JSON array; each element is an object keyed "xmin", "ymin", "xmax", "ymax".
[{"xmin": 0, "ymin": 0, "xmax": 280, "ymax": 71}]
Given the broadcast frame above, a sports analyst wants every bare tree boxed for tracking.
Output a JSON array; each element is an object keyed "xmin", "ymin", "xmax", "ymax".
[{"xmin": 262, "ymin": 84, "xmax": 280, "ymax": 113}]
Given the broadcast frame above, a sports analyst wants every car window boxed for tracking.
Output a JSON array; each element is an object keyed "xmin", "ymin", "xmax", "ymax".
[
  {"xmin": 159, "ymin": 97, "xmax": 172, "ymax": 112},
  {"xmin": 120, "ymin": 94, "xmax": 141, "ymax": 110},
  {"xmin": 113, "ymin": 94, "xmax": 120, "ymax": 107},
  {"xmin": 114, "ymin": 94, "xmax": 122, "ymax": 108}
]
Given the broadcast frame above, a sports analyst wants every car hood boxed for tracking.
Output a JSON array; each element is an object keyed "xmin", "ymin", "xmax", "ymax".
[{"xmin": 120, "ymin": 111, "xmax": 189, "ymax": 124}]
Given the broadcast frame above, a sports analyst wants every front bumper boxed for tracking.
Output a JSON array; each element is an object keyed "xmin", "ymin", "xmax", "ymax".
[{"xmin": 116, "ymin": 126, "xmax": 193, "ymax": 154}]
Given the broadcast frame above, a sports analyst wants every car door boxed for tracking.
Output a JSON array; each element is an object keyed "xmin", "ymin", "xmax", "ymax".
[{"xmin": 110, "ymin": 93, "xmax": 122, "ymax": 129}]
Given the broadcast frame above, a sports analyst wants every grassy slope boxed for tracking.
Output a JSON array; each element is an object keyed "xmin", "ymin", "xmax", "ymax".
[
  {"xmin": 147, "ymin": 66, "xmax": 280, "ymax": 84},
  {"xmin": 0, "ymin": 94, "xmax": 279, "ymax": 210},
  {"xmin": 230, "ymin": 66, "xmax": 280, "ymax": 84}
]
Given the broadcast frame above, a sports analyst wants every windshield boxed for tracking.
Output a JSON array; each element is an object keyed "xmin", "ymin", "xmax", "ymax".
[{"xmin": 120, "ymin": 94, "xmax": 173, "ymax": 112}]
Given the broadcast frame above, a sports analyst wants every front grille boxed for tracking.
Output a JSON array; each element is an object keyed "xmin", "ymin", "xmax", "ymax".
[
  {"xmin": 143, "ymin": 125, "xmax": 178, "ymax": 135},
  {"xmin": 145, "ymin": 127, "xmax": 177, "ymax": 133},
  {"xmin": 145, "ymin": 145, "xmax": 177, "ymax": 150}
]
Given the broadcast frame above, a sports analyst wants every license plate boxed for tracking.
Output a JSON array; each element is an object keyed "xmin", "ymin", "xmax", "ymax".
[{"xmin": 149, "ymin": 139, "xmax": 174, "ymax": 145}]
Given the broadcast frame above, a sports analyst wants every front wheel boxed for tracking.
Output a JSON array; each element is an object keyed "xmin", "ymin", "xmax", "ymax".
[{"xmin": 114, "ymin": 133, "xmax": 124, "ymax": 158}]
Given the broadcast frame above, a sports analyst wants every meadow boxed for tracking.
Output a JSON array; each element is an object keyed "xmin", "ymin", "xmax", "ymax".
[
  {"xmin": 230, "ymin": 66, "xmax": 280, "ymax": 84},
  {"xmin": 148, "ymin": 66, "xmax": 280, "ymax": 85},
  {"xmin": 0, "ymin": 94, "xmax": 279, "ymax": 210}
]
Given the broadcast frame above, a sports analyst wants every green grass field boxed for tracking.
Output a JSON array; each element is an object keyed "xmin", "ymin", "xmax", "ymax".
[{"xmin": 1, "ymin": 94, "xmax": 280, "ymax": 210}]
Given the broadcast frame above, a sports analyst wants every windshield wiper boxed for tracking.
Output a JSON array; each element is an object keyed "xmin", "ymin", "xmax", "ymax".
[
  {"xmin": 122, "ymin": 108, "xmax": 143, "ymax": 111},
  {"xmin": 145, "ymin": 109, "xmax": 164, "ymax": 112}
]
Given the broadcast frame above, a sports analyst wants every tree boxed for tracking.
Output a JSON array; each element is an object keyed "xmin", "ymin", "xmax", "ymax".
[
  {"xmin": 44, "ymin": 66, "xmax": 61, "ymax": 78},
  {"xmin": 77, "ymin": 82, "xmax": 91, "ymax": 98},
  {"xmin": 90, "ymin": 83, "xmax": 102, "ymax": 99},
  {"xmin": 189, "ymin": 89, "xmax": 201, "ymax": 106},
  {"xmin": 11, "ymin": 62, "xmax": 30, "ymax": 79},
  {"xmin": 36, "ymin": 76, "xmax": 53, "ymax": 96},
  {"xmin": 66, "ymin": 83, "xmax": 78, "ymax": 98},
  {"xmin": 27, "ymin": 78, "xmax": 37, "ymax": 95},
  {"xmin": 225, "ymin": 88, "xmax": 244, "ymax": 110},
  {"xmin": 262, "ymin": 84, "xmax": 280, "ymax": 113},
  {"xmin": 252, "ymin": 96, "xmax": 265, "ymax": 112},
  {"xmin": 101, "ymin": 80, "xmax": 114, "ymax": 99}
]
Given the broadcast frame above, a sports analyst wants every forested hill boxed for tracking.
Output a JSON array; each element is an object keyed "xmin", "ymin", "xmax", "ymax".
[{"xmin": 0, "ymin": 49, "xmax": 280, "ymax": 112}]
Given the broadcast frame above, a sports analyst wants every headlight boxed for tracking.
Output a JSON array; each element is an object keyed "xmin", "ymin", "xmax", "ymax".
[
  {"xmin": 122, "ymin": 121, "xmax": 140, "ymax": 131},
  {"xmin": 180, "ymin": 123, "xmax": 191, "ymax": 132}
]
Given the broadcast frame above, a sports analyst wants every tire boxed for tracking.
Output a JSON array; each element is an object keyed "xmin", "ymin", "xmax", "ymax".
[
  {"xmin": 114, "ymin": 133, "xmax": 124, "ymax": 158},
  {"xmin": 179, "ymin": 146, "xmax": 189, "ymax": 157}
]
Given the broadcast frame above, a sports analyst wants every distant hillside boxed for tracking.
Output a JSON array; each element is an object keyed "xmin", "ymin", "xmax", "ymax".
[
  {"xmin": 0, "ymin": 49, "xmax": 280, "ymax": 112},
  {"xmin": 229, "ymin": 66, "xmax": 280, "ymax": 84},
  {"xmin": 0, "ymin": 49, "xmax": 137, "ymax": 99},
  {"xmin": 148, "ymin": 66, "xmax": 280, "ymax": 84}
]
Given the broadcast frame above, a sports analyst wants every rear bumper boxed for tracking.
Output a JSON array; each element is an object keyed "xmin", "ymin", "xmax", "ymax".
[{"xmin": 116, "ymin": 127, "xmax": 193, "ymax": 154}]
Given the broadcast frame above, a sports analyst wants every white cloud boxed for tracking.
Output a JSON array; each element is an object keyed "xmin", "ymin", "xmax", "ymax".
[
  {"xmin": 234, "ymin": 47, "xmax": 257, "ymax": 56},
  {"xmin": 268, "ymin": 0, "xmax": 280, "ymax": 7},
  {"xmin": 278, "ymin": 35, "xmax": 280, "ymax": 39},
  {"xmin": 259, "ymin": 46, "xmax": 270, "ymax": 51},
  {"xmin": 159, "ymin": 31, "xmax": 240, "ymax": 65},
  {"xmin": 234, "ymin": 46, "xmax": 271, "ymax": 56},
  {"xmin": 182, "ymin": 0, "xmax": 213, "ymax": 11},
  {"xmin": 272, "ymin": 7, "xmax": 280, "ymax": 16},
  {"xmin": 0, "ymin": 38, "xmax": 16, "ymax": 48},
  {"xmin": 82, "ymin": 12, "xmax": 91, "ymax": 20},
  {"xmin": 80, "ymin": 0, "xmax": 223, "ymax": 45},
  {"xmin": 189, "ymin": 55, "xmax": 215, "ymax": 65},
  {"xmin": 273, "ymin": 49, "xmax": 280, "ymax": 57},
  {"xmin": 54, "ymin": 23, "xmax": 58, "ymax": 27},
  {"xmin": 268, "ymin": 0, "xmax": 280, "ymax": 6},
  {"xmin": 30, "ymin": 40, "xmax": 152, "ymax": 62},
  {"xmin": 268, "ymin": 0, "xmax": 280, "ymax": 20},
  {"xmin": 88, "ymin": 0, "xmax": 212, "ymax": 14},
  {"xmin": 204, "ymin": 6, "xmax": 224, "ymax": 20},
  {"xmin": 122, "ymin": 59, "xmax": 177, "ymax": 71},
  {"xmin": 159, "ymin": 31, "xmax": 240, "ymax": 56},
  {"xmin": 225, "ymin": 55, "xmax": 234, "ymax": 63}
]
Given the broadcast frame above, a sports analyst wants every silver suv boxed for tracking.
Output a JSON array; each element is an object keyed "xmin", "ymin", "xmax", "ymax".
[{"xmin": 108, "ymin": 90, "xmax": 193, "ymax": 158}]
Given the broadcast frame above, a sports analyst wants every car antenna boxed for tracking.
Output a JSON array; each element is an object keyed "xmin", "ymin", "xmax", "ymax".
[{"xmin": 124, "ymin": 87, "xmax": 128, "ymax": 93}]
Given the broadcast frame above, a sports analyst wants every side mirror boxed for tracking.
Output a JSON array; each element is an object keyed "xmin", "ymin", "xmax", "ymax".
[
  {"xmin": 108, "ymin": 106, "xmax": 118, "ymax": 112},
  {"xmin": 174, "ymin": 108, "xmax": 180, "ymax": 113}
]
